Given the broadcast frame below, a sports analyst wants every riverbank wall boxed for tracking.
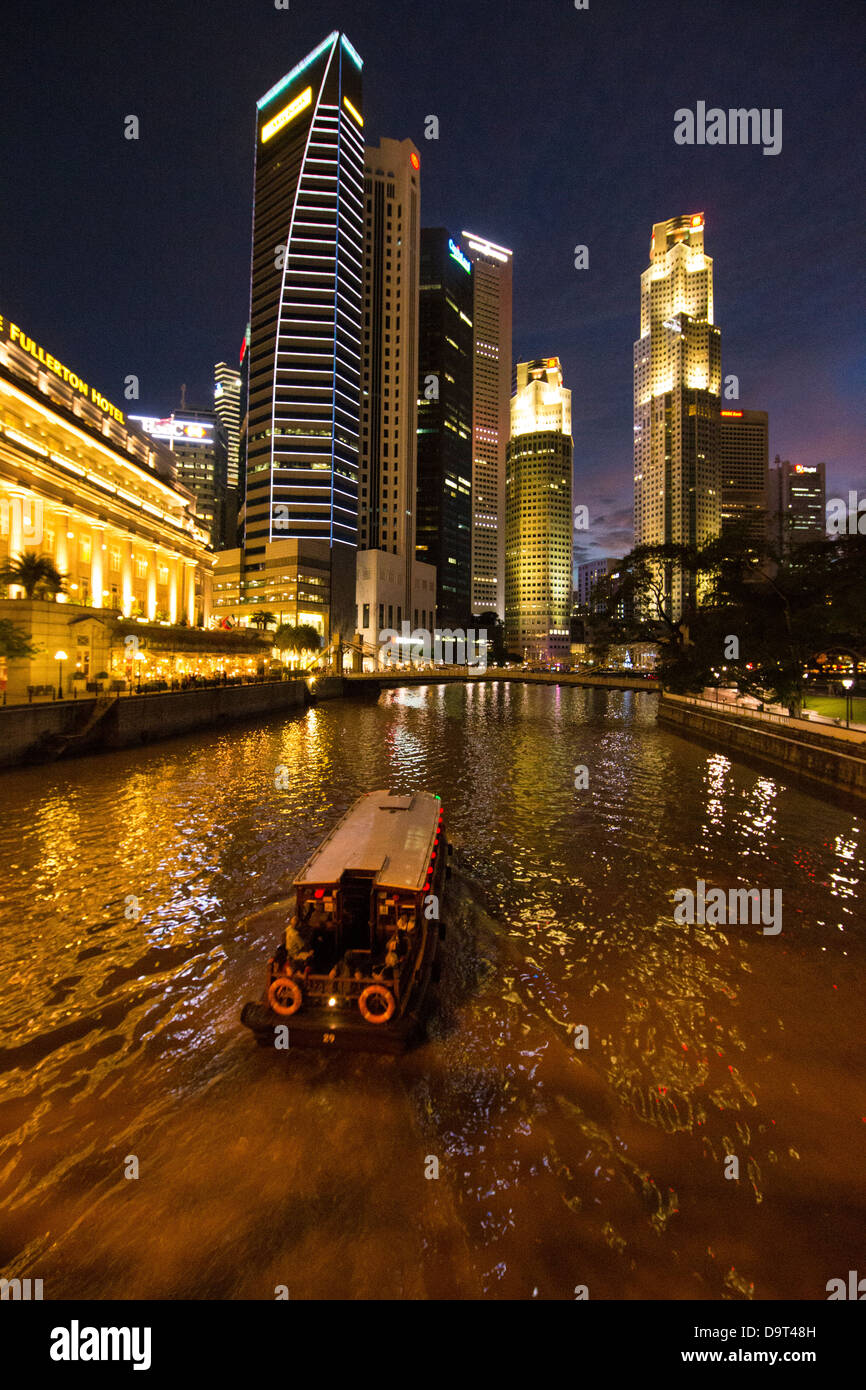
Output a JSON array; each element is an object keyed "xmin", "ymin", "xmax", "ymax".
[
  {"xmin": 658, "ymin": 693, "xmax": 866, "ymax": 805},
  {"xmin": 0, "ymin": 680, "xmax": 308, "ymax": 769}
]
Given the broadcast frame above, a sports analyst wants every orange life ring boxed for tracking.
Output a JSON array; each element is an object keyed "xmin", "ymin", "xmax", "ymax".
[
  {"xmin": 268, "ymin": 976, "xmax": 302, "ymax": 1017},
  {"xmin": 358, "ymin": 984, "xmax": 395, "ymax": 1025}
]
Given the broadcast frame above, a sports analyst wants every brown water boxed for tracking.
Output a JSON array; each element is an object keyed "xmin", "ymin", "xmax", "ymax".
[{"xmin": 0, "ymin": 682, "xmax": 863, "ymax": 1300}]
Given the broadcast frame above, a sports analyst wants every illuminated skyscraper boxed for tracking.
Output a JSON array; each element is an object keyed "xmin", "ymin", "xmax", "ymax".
[
  {"xmin": 246, "ymin": 31, "xmax": 364, "ymax": 552},
  {"xmin": 462, "ymin": 231, "xmax": 513, "ymax": 621},
  {"xmin": 770, "ymin": 456, "xmax": 826, "ymax": 552},
  {"xmin": 360, "ymin": 140, "xmax": 420, "ymax": 567},
  {"xmin": 213, "ymin": 361, "xmax": 242, "ymax": 489},
  {"xmin": 720, "ymin": 408, "xmax": 768, "ymax": 543},
  {"xmin": 416, "ymin": 228, "xmax": 474, "ymax": 625},
  {"xmin": 633, "ymin": 213, "xmax": 721, "ymax": 617},
  {"xmin": 506, "ymin": 359, "xmax": 573, "ymax": 664}
]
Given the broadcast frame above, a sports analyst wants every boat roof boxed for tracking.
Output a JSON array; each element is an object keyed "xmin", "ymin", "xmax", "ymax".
[{"xmin": 294, "ymin": 790, "xmax": 441, "ymax": 894}]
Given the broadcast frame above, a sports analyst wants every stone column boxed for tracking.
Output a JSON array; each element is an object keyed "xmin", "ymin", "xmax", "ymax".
[
  {"xmin": 168, "ymin": 555, "xmax": 179, "ymax": 625},
  {"xmin": 147, "ymin": 546, "xmax": 157, "ymax": 621},
  {"xmin": 4, "ymin": 488, "xmax": 26, "ymax": 596},
  {"xmin": 122, "ymin": 538, "xmax": 134, "ymax": 617},
  {"xmin": 54, "ymin": 508, "xmax": 69, "ymax": 588},
  {"xmin": 185, "ymin": 560, "xmax": 196, "ymax": 625},
  {"xmin": 91, "ymin": 525, "xmax": 105, "ymax": 609}
]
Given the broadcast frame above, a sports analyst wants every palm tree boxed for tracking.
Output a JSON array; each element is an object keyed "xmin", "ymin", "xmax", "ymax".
[
  {"xmin": 0, "ymin": 550, "xmax": 67, "ymax": 600},
  {"xmin": 250, "ymin": 609, "xmax": 278, "ymax": 630},
  {"xmin": 274, "ymin": 622, "xmax": 322, "ymax": 668}
]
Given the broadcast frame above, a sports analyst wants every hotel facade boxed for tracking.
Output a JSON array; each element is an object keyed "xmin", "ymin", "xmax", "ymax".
[{"xmin": 0, "ymin": 311, "xmax": 214, "ymax": 698}]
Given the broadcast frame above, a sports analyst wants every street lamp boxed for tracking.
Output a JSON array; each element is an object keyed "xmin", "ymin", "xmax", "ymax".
[
  {"xmin": 54, "ymin": 649, "xmax": 68, "ymax": 700},
  {"xmin": 842, "ymin": 677, "xmax": 854, "ymax": 728}
]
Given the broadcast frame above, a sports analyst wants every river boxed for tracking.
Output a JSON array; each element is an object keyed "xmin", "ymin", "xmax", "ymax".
[{"xmin": 0, "ymin": 682, "xmax": 863, "ymax": 1299}]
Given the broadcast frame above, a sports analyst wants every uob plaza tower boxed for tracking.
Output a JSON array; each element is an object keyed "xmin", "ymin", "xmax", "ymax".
[{"xmin": 246, "ymin": 32, "xmax": 365, "ymax": 646}]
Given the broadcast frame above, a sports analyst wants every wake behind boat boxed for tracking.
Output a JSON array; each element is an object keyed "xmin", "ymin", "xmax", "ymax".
[{"xmin": 240, "ymin": 790, "xmax": 451, "ymax": 1053}]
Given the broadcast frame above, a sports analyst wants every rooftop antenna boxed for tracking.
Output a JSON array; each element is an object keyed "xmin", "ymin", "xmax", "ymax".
[{"xmin": 180, "ymin": 383, "xmax": 187, "ymax": 409}]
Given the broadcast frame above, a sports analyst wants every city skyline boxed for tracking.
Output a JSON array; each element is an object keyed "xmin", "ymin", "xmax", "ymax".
[{"xmin": 1, "ymin": 0, "xmax": 861, "ymax": 572}]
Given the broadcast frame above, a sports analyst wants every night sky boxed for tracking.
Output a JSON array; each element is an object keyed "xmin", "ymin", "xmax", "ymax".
[{"xmin": 3, "ymin": 0, "xmax": 863, "ymax": 565}]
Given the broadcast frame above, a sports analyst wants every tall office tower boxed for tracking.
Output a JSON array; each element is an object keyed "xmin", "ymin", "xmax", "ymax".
[
  {"xmin": 576, "ymin": 557, "xmax": 621, "ymax": 611},
  {"xmin": 360, "ymin": 142, "xmax": 421, "ymax": 568},
  {"xmin": 214, "ymin": 361, "xmax": 242, "ymax": 488},
  {"xmin": 416, "ymin": 228, "xmax": 474, "ymax": 625},
  {"xmin": 355, "ymin": 138, "xmax": 437, "ymax": 657},
  {"xmin": 244, "ymin": 31, "xmax": 365, "ymax": 646},
  {"xmin": 770, "ymin": 457, "xmax": 827, "ymax": 551},
  {"xmin": 720, "ymin": 408, "xmax": 769, "ymax": 544},
  {"xmin": 130, "ymin": 409, "xmax": 228, "ymax": 548},
  {"xmin": 505, "ymin": 359, "xmax": 573, "ymax": 664},
  {"xmin": 462, "ymin": 231, "xmax": 513, "ymax": 621},
  {"xmin": 633, "ymin": 213, "xmax": 722, "ymax": 618}
]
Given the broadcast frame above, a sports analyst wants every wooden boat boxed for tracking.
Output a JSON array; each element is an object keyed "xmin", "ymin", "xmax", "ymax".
[{"xmin": 240, "ymin": 790, "xmax": 451, "ymax": 1053}]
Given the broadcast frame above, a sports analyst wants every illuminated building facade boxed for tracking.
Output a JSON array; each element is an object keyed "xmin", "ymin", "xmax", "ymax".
[
  {"xmin": 720, "ymin": 408, "xmax": 768, "ymax": 544},
  {"xmin": 633, "ymin": 213, "xmax": 721, "ymax": 617},
  {"xmin": 131, "ymin": 409, "xmax": 228, "ymax": 549},
  {"xmin": 0, "ymin": 312, "xmax": 213, "ymax": 697},
  {"xmin": 462, "ymin": 231, "xmax": 512, "ymax": 621},
  {"xmin": 770, "ymin": 456, "xmax": 826, "ymax": 551},
  {"xmin": 358, "ymin": 137, "xmax": 428, "ymax": 637},
  {"xmin": 416, "ymin": 228, "xmax": 474, "ymax": 625},
  {"xmin": 246, "ymin": 31, "xmax": 364, "ymax": 552},
  {"xmin": 214, "ymin": 361, "xmax": 242, "ymax": 488},
  {"xmin": 505, "ymin": 359, "xmax": 573, "ymax": 664}
]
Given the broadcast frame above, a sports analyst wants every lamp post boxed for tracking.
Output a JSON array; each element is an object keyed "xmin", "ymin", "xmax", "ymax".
[
  {"xmin": 842, "ymin": 677, "xmax": 854, "ymax": 728},
  {"xmin": 54, "ymin": 649, "xmax": 68, "ymax": 701}
]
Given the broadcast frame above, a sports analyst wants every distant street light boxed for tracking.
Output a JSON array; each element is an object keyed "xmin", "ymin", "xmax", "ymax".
[
  {"xmin": 842, "ymin": 677, "xmax": 854, "ymax": 728},
  {"xmin": 54, "ymin": 649, "xmax": 68, "ymax": 700}
]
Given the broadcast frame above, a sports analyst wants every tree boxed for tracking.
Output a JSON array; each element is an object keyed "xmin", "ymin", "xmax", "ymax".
[
  {"xmin": 0, "ymin": 618, "xmax": 38, "ymax": 660},
  {"xmin": 273, "ymin": 623, "xmax": 322, "ymax": 666},
  {"xmin": 0, "ymin": 550, "xmax": 67, "ymax": 600},
  {"xmin": 250, "ymin": 609, "xmax": 277, "ymax": 630},
  {"xmin": 608, "ymin": 532, "xmax": 866, "ymax": 715},
  {"xmin": 475, "ymin": 611, "xmax": 507, "ymax": 665}
]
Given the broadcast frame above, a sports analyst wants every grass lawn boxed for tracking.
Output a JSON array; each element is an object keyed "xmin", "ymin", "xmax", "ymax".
[{"xmin": 804, "ymin": 695, "xmax": 866, "ymax": 724}]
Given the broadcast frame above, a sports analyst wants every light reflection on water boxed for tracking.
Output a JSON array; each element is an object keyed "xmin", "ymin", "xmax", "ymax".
[{"xmin": 0, "ymin": 681, "xmax": 863, "ymax": 1299}]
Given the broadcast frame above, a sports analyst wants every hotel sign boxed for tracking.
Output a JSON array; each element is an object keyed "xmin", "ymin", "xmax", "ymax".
[{"xmin": 0, "ymin": 313, "xmax": 125, "ymax": 424}]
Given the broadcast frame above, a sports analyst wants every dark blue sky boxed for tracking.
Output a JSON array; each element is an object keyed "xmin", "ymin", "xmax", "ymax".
[{"xmin": 3, "ymin": 0, "xmax": 863, "ymax": 563}]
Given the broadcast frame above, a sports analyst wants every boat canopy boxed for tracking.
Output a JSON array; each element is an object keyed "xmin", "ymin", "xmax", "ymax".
[{"xmin": 294, "ymin": 791, "xmax": 442, "ymax": 895}]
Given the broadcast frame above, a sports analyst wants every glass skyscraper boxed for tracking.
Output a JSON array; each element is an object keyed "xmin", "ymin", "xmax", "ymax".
[{"xmin": 246, "ymin": 31, "xmax": 365, "ymax": 553}]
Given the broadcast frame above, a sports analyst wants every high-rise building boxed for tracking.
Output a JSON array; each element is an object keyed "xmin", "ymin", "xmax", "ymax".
[
  {"xmin": 505, "ymin": 359, "xmax": 573, "ymax": 664},
  {"xmin": 214, "ymin": 362, "xmax": 242, "ymax": 489},
  {"xmin": 633, "ymin": 213, "xmax": 721, "ymax": 617},
  {"xmin": 770, "ymin": 456, "xmax": 827, "ymax": 551},
  {"xmin": 575, "ymin": 557, "xmax": 620, "ymax": 610},
  {"xmin": 234, "ymin": 31, "xmax": 365, "ymax": 651},
  {"xmin": 720, "ymin": 408, "xmax": 768, "ymax": 544},
  {"xmin": 246, "ymin": 30, "xmax": 363, "ymax": 548},
  {"xmin": 130, "ymin": 409, "xmax": 228, "ymax": 549},
  {"xmin": 356, "ymin": 137, "xmax": 435, "ymax": 657},
  {"xmin": 462, "ymin": 230, "xmax": 513, "ymax": 621},
  {"xmin": 416, "ymin": 228, "xmax": 474, "ymax": 625}
]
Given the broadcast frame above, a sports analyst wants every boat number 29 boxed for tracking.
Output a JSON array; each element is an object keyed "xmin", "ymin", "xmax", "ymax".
[{"xmin": 322, "ymin": 1032, "xmax": 336, "ymax": 1044}]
